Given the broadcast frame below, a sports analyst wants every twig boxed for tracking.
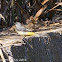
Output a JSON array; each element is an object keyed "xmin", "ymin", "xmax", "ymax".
[
  {"xmin": 44, "ymin": 4, "xmax": 60, "ymax": 14},
  {"xmin": 7, "ymin": 48, "xmax": 14, "ymax": 62},
  {"xmin": 35, "ymin": 27, "xmax": 62, "ymax": 36},
  {"xmin": 52, "ymin": 9, "xmax": 62, "ymax": 11},
  {"xmin": 44, "ymin": 2, "xmax": 62, "ymax": 14},
  {"xmin": 3, "ymin": 47, "xmax": 14, "ymax": 62},
  {"xmin": 28, "ymin": 0, "xmax": 36, "ymax": 8},
  {"xmin": 41, "ymin": 0, "xmax": 49, "ymax": 5},
  {"xmin": 33, "ymin": 0, "xmax": 49, "ymax": 20},
  {"xmin": 0, "ymin": 49, "xmax": 6, "ymax": 62},
  {"xmin": 3, "ymin": 0, "xmax": 12, "ymax": 16},
  {"xmin": 15, "ymin": 2, "xmax": 30, "ymax": 17},
  {"xmin": 0, "ymin": 43, "xmax": 25, "ymax": 49},
  {"xmin": 34, "ymin": 5, "xmax": 47, "ymax": 20},
  {"xmin": 59, "ymin": 0, "xmax": 61, "ymax": 2}
]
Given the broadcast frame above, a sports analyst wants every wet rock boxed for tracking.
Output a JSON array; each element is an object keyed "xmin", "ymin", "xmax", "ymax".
[{"xmin": 11, "ymin": 32, "xmax": 62, "ymax": 62}]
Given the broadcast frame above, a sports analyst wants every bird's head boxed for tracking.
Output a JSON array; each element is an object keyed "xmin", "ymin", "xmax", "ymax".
[{"xmin": 15, "ymin": 22, "xmax": 22, "ymax": 27}]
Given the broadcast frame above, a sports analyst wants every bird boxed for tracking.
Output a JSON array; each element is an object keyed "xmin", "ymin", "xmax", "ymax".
[{"xmin": 15, "ymin": 22, "xmax": 35, "ymax": 36}]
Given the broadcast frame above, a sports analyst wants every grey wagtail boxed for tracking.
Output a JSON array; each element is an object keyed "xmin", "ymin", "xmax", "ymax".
[{"xmin": 15, "ymin": 22, "xmax": 35, "ymax": 36}]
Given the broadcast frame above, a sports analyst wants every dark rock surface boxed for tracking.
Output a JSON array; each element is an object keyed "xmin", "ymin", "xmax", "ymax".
[{"xmin": 11, "ymin": 32, "xmax": 62, "ymax": 62}]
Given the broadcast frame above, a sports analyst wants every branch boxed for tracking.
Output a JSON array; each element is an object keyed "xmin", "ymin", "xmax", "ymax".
[
  {"xmin": 34, "ymin": 5, "xmax": 47, "ymax": 20},
  {"xmin": 0, "ymin": 49, "xmax": 6, "ymax": 62},
  {"xmin": 44, "ymin": 2, "xmax": 62, "ymax": 14},
  {"xmin": 41, "ymin": 0, "xmax": 49, "ymax": 5}
]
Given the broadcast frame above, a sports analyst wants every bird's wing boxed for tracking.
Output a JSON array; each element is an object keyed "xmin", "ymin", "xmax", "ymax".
[
  {"xmin": 18, "ymin": 26, "xmax": 31, "ymax": 31},
  {"xmin": 16, "ymin": 26, "xmax": 26, "ymax": 31}
]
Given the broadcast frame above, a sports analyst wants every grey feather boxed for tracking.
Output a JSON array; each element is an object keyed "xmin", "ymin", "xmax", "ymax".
[{"xmin": 15, "ymin": 22, "xmax": 30, "ymax": 31}]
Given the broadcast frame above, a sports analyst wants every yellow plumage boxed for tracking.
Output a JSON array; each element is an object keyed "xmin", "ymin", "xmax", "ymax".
[
  {"xmin": 15, "ymin": 22, "xmax": 35, "ymax": 36},
  {"xmin": 16, "ymin": 31, "xmax": 35, "ymax": 36}
]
